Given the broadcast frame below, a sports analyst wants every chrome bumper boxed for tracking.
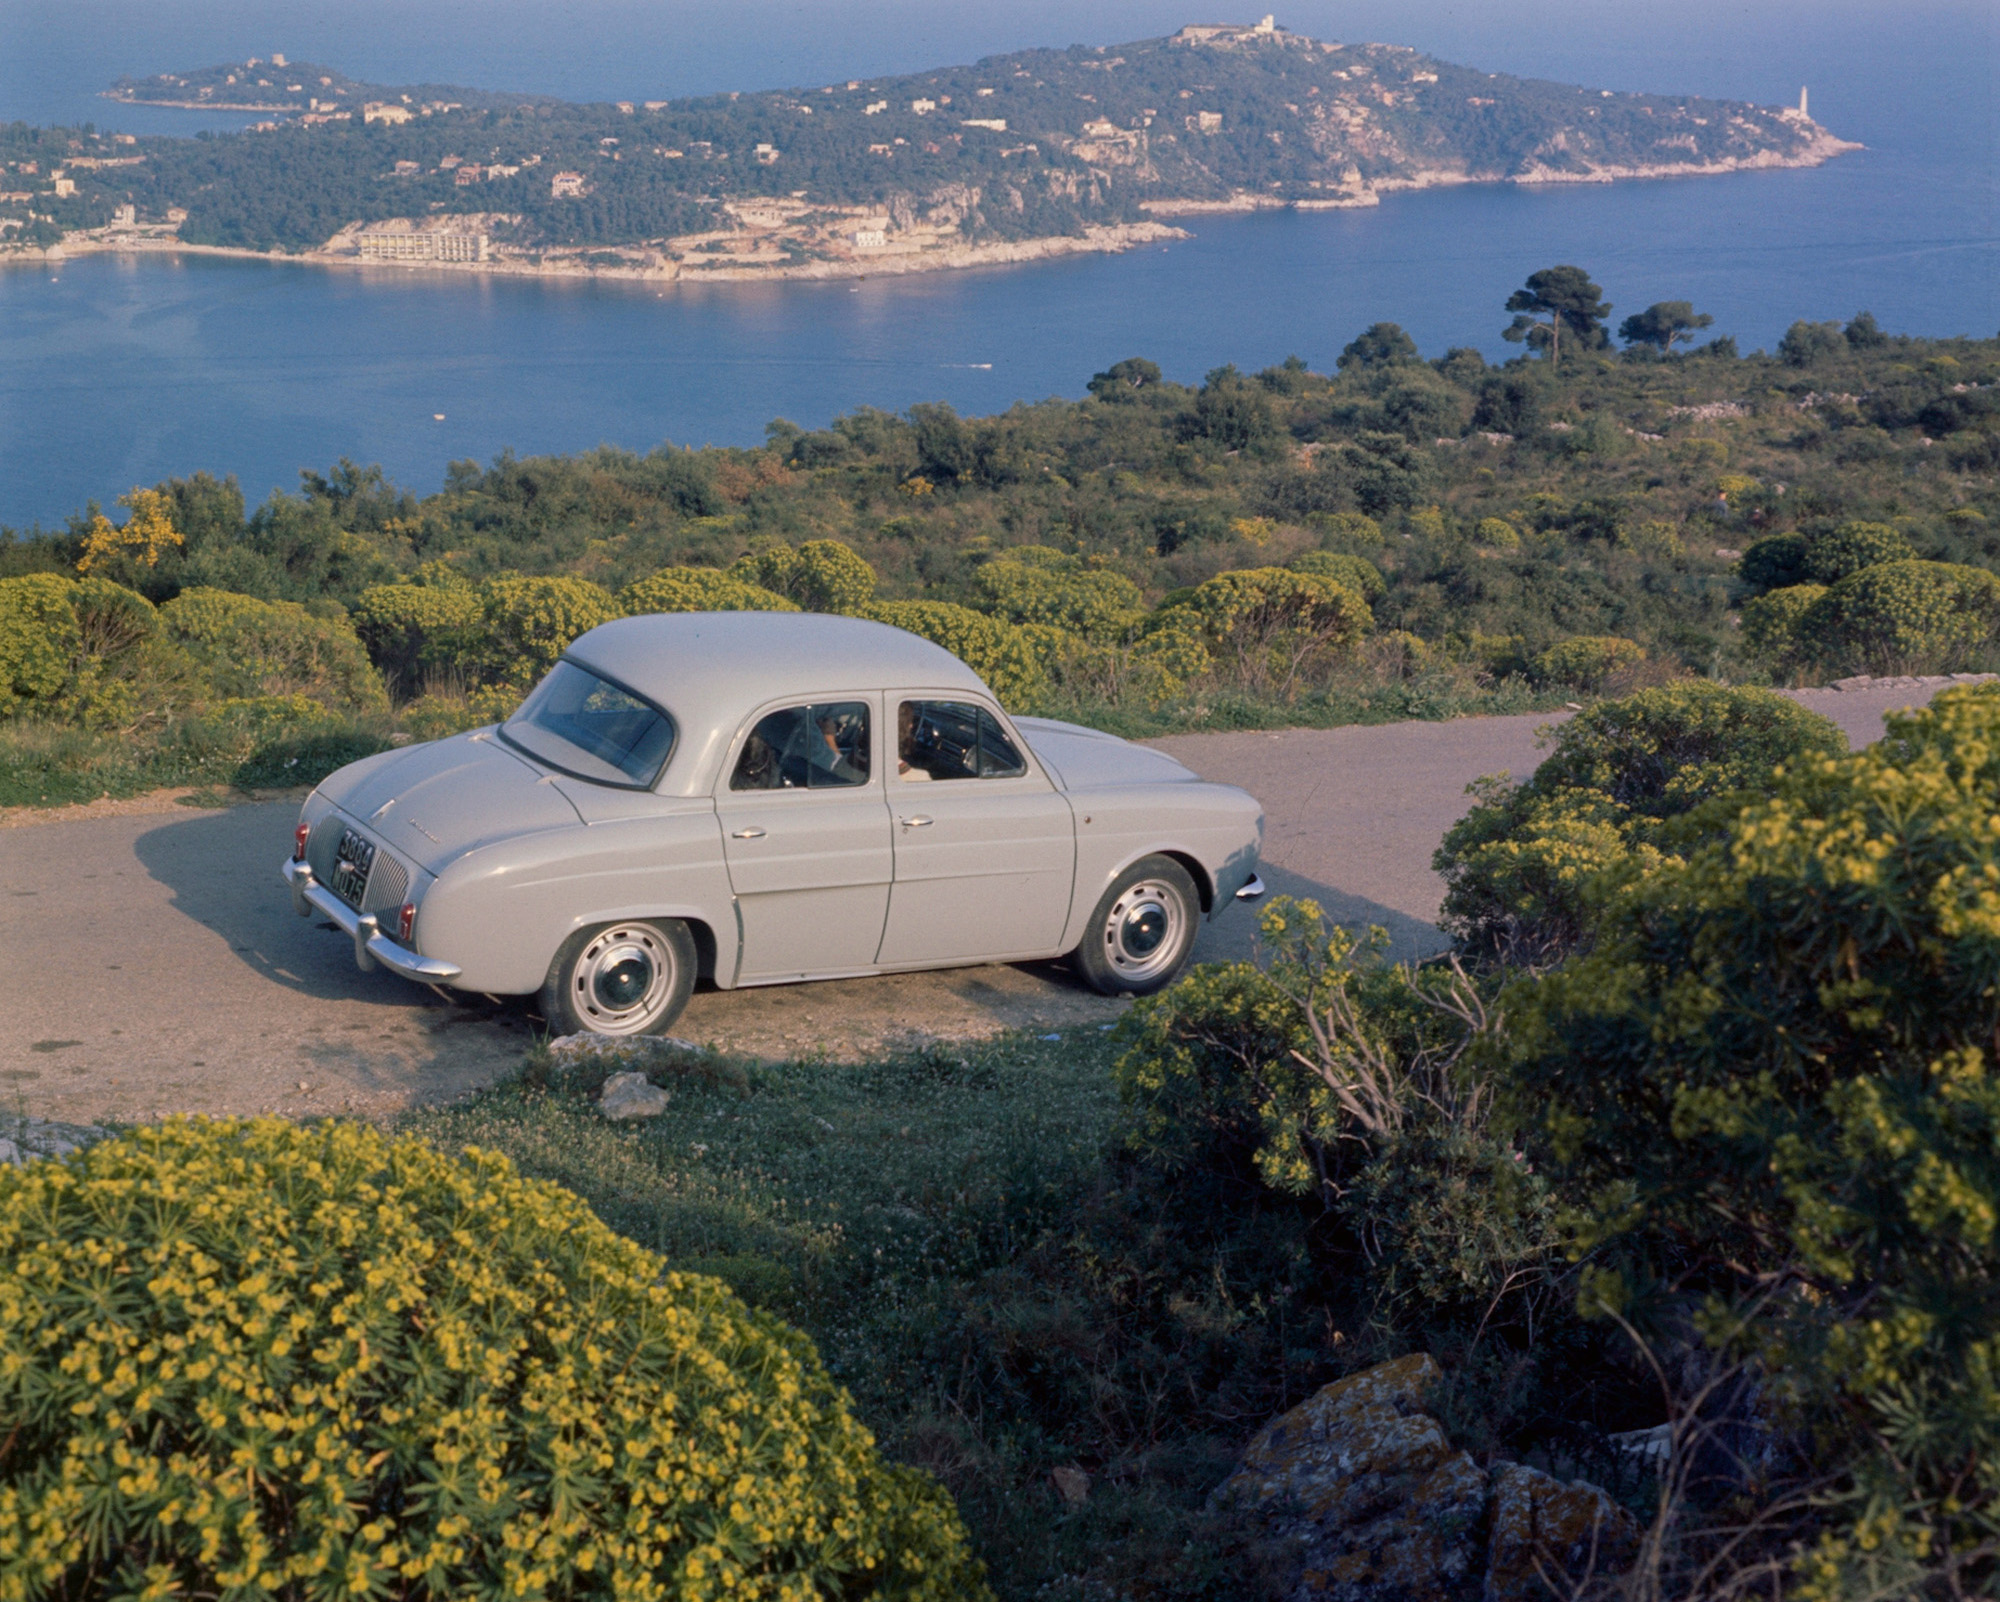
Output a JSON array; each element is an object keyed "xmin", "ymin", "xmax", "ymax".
[
  {"xmin": 1234, "ymin": 873, "xmax": 1266, "ymax": 903},
  {"xmin": 282, "ymin": 858, "xmax": 462, "ymax": 983}
]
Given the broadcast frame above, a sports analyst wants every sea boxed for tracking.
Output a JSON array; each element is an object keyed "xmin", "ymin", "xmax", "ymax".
[{"xmin": 0, "ymin": 0, "xmax": 1993, "ymax": 531}]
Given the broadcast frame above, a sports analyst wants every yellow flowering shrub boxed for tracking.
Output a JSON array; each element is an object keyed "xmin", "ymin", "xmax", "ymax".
[
  {"xmin": 858, "ymin": 600, "xmax": 1046, "ymax": 708},
  {"xmin": 1435, "ymin": 682, "xmax": 1845, "ymax": 962},
  {"xmin": 159, "ymin": 588, "xmax": 387, "ymax": 712},
  {"xmin": 1508, "ymin": 684, "xmax": 2000, "ymax": 1594},
  {"xmin": 0, "ymin": 576, "xmax": 83, "ymax": 716},
  {"xmin": 618, "ymin": 568, "xmax": 799, "ymax": 617},
  {"xmin": 729, "ymin": 542, "xmax": 876, "ymax": 615},
  {"xmin": 1529, "ymin": 634, "xmax": 1645, "ymax": 692},
  {"xmin": 0, "ymin": 1118, "xmax": 985, "ymax": 1602}
]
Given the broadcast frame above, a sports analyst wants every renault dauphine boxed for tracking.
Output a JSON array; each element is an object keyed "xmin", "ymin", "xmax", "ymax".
[{"xmin": 283, "ymin": 611, "xmax": 1265, "ymax": 1035}]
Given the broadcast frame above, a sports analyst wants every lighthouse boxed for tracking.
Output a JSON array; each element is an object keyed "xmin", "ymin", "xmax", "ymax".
[{"xmin": 1799, "ymin": 86, "xmax": 1808, "ymax": 118}]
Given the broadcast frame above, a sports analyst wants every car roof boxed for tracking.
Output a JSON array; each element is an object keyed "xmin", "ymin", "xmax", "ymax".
[{"xmin": 563, "ymin": 611, "xmax": 994, "ymax": 792}]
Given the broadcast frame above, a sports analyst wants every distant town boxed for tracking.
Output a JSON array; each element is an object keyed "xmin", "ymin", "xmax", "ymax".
[{"xmin": 4, "ymin": 20, "xmax": 1855, "ymax": 284}]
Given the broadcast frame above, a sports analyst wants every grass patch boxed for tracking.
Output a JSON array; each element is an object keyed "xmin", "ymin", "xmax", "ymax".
[{"xmin": 402, "ymin": 1029, "xmax": 1306, "ymax": 1599}]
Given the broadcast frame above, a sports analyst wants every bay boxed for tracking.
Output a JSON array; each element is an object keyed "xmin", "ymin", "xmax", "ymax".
[{"xmin": 0, "ymin": 0, "xmax": 1992, "ymax": 530}]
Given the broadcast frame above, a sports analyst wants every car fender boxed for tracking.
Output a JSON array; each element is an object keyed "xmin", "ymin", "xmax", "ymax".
[
  {"xmin": 1057, "ymin": 780, "xmax": 1264, "ymax": 951},
  {"xmin": 419, "ymin": 806, "xmax": 734, "ymax": 994}
]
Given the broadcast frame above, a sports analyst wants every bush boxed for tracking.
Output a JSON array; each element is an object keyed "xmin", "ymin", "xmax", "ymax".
[
  {"xmin": 0, "ymin": 1117, "xmax": 985, "ymax": 1601},
  {"xmin": 477, "ymin": 574, "xmax": 620, "ymax": 684},
  {"xmin": 731, "ymin": 541, "xmax": 876, "ymax": 614},
  {"xmin": 972, "ymin": 548, "xmax": 1144, "ymax": 643},
  {"xmin": 1474, "ymin": 517, "xmax": 1522, "ymax": 553},
  {"xmin": 159, "ymin": 586, "xmax": 387, "ymax": 711},
  {"xmin": 1738, "ymin": 532, "xmax": 1810, "ymax": 594},
  {"xmin": 1799, "ymin": 558, "xmax": 2000, "ymax": 676},
  {"xmin": 1741, "ymin": 582, "xmax": 1828, "ymax": 670},
  {"xmin": 859, "ymin": 600, "xmax": 1047, "ymax": 707},
  {"xmin": 1778, "ymin": 318, "xmax": 1848, "ymax": 367},
  {"xmin": 1115, "ymin": 899, "xmax": 1557, "ymax": 1328},
  {"xmin": 1435, "ymin": 682, "xmax": 1846, "ymax": 962},
  {"xmin": 0, "ymin": 575, "xmax": 84, "ymax": 714},
  {"xmin": 351, "ymin": 580, "xmax": 486, "ymax": 696},
  {"xmin": 1802, "ymin": 519, "xmax": 1917, "ymax": 583},
  {"xmin": 1530, "ymin": 635, "xmax": 1646, "ymax": 692},
  {"xmin": 620, "ymin": 566, "xmax": 800, "ymax": 616},
  {"xmin": 1508, "ymin": 685, "xmax": 2000, "ymax": 1594},
  {"xmin": 1287, "ymin": 550, "xmax": 1386, "ymax": 602},
  {"xmin": 67, "ymin": 576, "xmax": 158, "ymax": 660},
  {"xmin": 1157, "ymin": 567, "xmax": 1371, "ymax": 698}
]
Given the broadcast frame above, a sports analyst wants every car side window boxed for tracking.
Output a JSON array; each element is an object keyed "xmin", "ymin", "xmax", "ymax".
[
  {"xmin": 898, "ymin": 700, "xmax": 1026, "ymax": 781},
  {"xmin": 731, "ymin": 702, "xmax": 872, "ymax": 790}
]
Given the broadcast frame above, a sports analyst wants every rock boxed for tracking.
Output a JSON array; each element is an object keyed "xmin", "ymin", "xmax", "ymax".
[
  {"xmin": 1831, "ymin": 674, "xmax": 1874, "ymax": 691},
  {"xmin": 599, "ymin": 1070, "xmax": 671, "ymax": 1120},
  {"xmin": 1219, "ymin": 1356, "xmax": 1637, "ymax": 1602},
  {"xmin": 1051, "ymin": 1465, "xmax": 1091, "ymax": 1506},
  {"xmin": 0, "ymin": 1139, "xmax": 18, "ymax": 1166},
  {"xmin": 1483, "ymin": 1463, "xmax": 1639, "ymax": 1602},
  {"xmin": 1219, "ymin": 1354, "xmax": 1489, "ymax": 1601}
]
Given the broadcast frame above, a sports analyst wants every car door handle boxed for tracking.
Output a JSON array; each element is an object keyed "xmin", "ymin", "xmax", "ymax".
[
  {"xmin": 899, "ymin": 815, "xmax": 934, "ymax": 828},
  {"xmin": 731, "ymin": 826, "xmax": 767, "ymax": 839}
]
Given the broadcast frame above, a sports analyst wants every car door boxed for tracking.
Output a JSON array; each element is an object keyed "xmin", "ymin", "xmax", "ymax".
[
  {"xmin": 715, "ymin": 697, "xmax": 892, "ymax": 981},
  {"xmin": 875, "ymin": 696, "xmax": 1076, "ymax": 966}
]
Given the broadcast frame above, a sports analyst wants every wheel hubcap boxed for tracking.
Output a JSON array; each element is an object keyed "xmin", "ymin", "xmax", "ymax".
[
  {"xmin": 1103, "ymin": 880, "xmax": 1186, "ymax": 982},
  {"xmin": 573, "ymin": 926, "xmax": 674, "ymax": 1034}
]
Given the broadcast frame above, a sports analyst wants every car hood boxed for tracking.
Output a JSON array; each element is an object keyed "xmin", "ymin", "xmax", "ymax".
[
  {"xmin": 318, "ymin": 731, "xmax": 583, "ymax": 873},
  {"xmin": 1013, "ymin": 716, "xmax": 1199, "ymax": 790}
]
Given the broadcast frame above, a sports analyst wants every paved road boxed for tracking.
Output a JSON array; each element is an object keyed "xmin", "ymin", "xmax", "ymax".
[{"xmin": 0, "ymin": 684, "xmax": 1946, "ymax": 1124}]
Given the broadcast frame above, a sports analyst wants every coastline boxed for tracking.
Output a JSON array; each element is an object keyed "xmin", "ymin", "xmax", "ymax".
[
  {"xmin": 1, "ymin": 220, "xmax": 1188, "ymax": 285},
  {"xmin": 2, "ymin": 129, "xmax": 1860, "ymax": 288},
  {"xmin": 1141, "ymin": 131, "xmax": 1864, "ymax": 217}
]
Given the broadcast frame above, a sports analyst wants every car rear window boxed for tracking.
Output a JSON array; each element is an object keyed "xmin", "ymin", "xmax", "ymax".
[{"xmin": 500, "ymin": 661, "xmax": 677, "ymax": 787}]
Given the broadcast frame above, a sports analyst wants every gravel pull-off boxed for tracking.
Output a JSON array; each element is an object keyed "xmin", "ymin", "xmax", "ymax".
[{"xmin": 0, "ymin": 679, "xmax": 1977, "ymax": 1126}]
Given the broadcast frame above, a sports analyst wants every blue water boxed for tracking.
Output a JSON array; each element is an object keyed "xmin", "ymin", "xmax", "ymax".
[{"xmin": 1, "ymin": 0, "xmax": 1993, "ymax": 529}]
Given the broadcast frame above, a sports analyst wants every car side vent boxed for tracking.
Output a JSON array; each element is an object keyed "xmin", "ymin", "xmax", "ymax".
[{"xmin": 362, "ymin": 850, "xmax": 410, "ymax": 916}]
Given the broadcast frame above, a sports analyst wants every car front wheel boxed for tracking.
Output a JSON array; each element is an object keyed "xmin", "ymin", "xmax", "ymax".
[
  {"xmin": 539, "ymin": 918, "xmax": 697, "ymax": 1037},
  {"xmin": 1073, "ymin": 856, "xmax": 1200, "ymax": 997}
]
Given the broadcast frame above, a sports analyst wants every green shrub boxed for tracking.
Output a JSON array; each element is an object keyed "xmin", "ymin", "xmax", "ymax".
[
  {"xmin": 1115, "ymin": 899, "xmax": 1557, "ymax": 1327},
  {"xmin": 0, "ymin": 575, "xmax": 83, "ymax": 715},
  {"xmin": 1474, "ymin": 517, "xmax": 1522, "ymax": 553},
  {"xmin": 1741, "ymin": 582, "xmax": 1828, "ymax": 669},
  {"xmin": 352, "ymin": 581, "xmax": 486, "ymax": 695},
  {"xmin": 973, "ymin": 547, "xmax": 1144, "ymax": 643},
  {"xmin": 1738, "ymin": 532, "xmax": 1810, "ymax": 594},
  {"xmin": 0, "ymin": 1117, "xmax": 985, "ymax": 1601},
  {"xmin": 1530, "ymin": 635, "xmax": 1646, "ymax": 692},
  {"xmin": 1157, "ymin": 567, "xmax": 1371, "ymax": 698},
  {"xmin": 1799, "ymin": 558, "xmax": 2000, "ymax": 675},
  {"xmin": 730, "ymin": 541, "xmax": 877, "ymax": 614},
  {"xmin": 477, "ymin": 574, "xmax": 620, "ymax": 684},
  {"xmin": 859, "ymin": 600, "xmax": 1047, "ymax": 707},
  {"xmin": 67, "ymin": 575, "xmax": 158, "ymax": 660},
  {"xmin": 1287, "ymin": 550, "xmax": 1387, "ymax": 602},
  {"xmin": 1802, "ymin": 519, "xmax": 1917, "ymax": 583},
  {"xmin": 619, "ymin": 566, "xmax": 800, "ymax": 616},
  {"xmin": 1435, "ymin": 682, "xmax": 1846, "ymax": 961},
  {"xmin": 1508, "ymin": 684, "xmax": 2000, "ymax": 1595},
  {"xmin": 159, "ymin": 586, "xmax": 387, "ymax": 711}
]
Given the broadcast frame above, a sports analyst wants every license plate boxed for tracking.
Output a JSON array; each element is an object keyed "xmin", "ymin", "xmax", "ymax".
[{"xmin": 330, "ymin": 828, "xmax": 375, "ymax": 909}]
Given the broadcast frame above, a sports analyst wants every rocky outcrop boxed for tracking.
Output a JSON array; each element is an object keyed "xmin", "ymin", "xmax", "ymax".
[{"xmin": 1217, "ymin": 1355, "xmax": 1639, "ymax": 1602}]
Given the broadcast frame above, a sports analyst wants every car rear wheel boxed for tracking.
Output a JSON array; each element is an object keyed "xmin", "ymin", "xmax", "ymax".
[
  {"xmin": 1073, "ymin": 856, "xmax": 1200, "ymax": 997},
  {"xmin": 539, "ymin": 919, "xmax": 697, "ymax": 1037}
]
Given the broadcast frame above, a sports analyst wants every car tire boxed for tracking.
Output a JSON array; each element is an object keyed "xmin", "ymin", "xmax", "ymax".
[
  {"xmin": 539, "ymin": 918, "xmax": 697, "ymax": 1037},
  {"xmin": 1073, "ymin": 855, "xmax": 1201, "ymax": 997}
]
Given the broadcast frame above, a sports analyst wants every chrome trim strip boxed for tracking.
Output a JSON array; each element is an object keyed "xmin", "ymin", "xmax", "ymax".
[
  {"xmin": 1234, "ymin": 874, "xmax": 1267, "ymax": 902},
  {"xmin": 282, "ymin": 858, "xmax": 463, "ymax": 983}
]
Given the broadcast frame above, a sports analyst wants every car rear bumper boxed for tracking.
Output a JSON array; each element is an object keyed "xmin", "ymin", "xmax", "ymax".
[{"xmin": 282, "ymin": 858, "xmax": 463, "ymax": 983}]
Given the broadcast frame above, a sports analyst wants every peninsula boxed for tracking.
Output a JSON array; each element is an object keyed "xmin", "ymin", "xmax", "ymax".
[{"xmin": 3, "ymin": 19, "xmax": 1857, "ymax": 282}]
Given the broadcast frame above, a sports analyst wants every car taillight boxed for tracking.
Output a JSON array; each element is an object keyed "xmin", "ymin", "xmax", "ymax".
[
  {"xmin": 396, "ymin": 903, "xmax": 416, "ymax": 943},
  {"xmin": 293, "ymin": 822, "xmax": 311, "ymax": 861}
]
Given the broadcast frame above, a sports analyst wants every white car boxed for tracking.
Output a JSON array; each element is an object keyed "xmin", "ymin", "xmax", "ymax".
[{"xmin": 284, "ymin": 611, "xmax": 1265, "ymax": 1035}]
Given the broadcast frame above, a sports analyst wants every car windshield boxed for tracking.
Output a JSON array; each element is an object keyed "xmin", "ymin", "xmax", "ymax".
[{"xmin": 500, "ymin": 661, "xmax": 677, "ymax": 787}]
